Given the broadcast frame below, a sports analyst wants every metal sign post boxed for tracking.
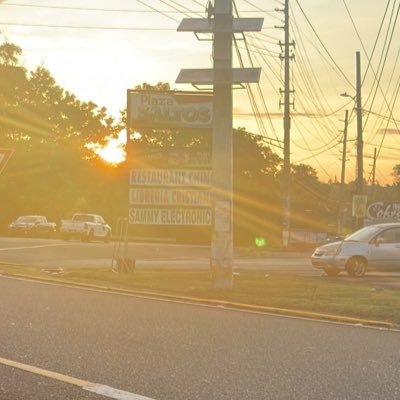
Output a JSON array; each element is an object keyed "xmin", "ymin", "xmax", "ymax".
[{"xmin": 176, "ymin": 0, "xmax": 263, "ymax": 288}]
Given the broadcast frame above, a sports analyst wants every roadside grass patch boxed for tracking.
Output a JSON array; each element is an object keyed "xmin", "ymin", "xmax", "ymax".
[{"xmin": 1, "ymin": 264, "xmax": 400, "ymax": 326}]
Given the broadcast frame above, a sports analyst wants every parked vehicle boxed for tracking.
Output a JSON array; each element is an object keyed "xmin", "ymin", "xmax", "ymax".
[
  {"xmin": 311, "ymin": 223, "xmax": 400, "ymax": 277},
  {"xmin": 59, "ymin": 213, "xmax": 111, "ymax": 242},
  {"xmin": 8, "ymin": 215, "xmax": 56, "ymax": 237},
  {"xmin": 325, "ymin": 233, "xmax": 344, "ymax": 243}
]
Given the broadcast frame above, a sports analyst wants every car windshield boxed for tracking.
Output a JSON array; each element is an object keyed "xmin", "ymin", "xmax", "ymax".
[
  {"xmin": 344, "ymin": 225, "xmax": 382, "ymax": 242},
  {"xmin": 16, "ymin": 216, "xmax": 39, "ymax": 223},
  {"xmin": 73, "ymin": 214, "xmax": 94, "ymax": 222}
]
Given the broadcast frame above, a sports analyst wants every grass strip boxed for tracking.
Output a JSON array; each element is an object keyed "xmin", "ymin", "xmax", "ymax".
[{"xmin": 1, "ymin": 264, "xmax": 399, "ymax": 328}]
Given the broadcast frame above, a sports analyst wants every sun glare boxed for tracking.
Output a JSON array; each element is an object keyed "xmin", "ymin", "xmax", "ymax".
[{"xmin": 88, "ymin": 131, "xmax": 126, "ymax": 166}]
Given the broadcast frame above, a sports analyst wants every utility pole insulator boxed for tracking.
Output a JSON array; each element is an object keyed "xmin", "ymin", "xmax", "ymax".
[{"xmin": 206, "ymin": 1, "xmax": 215, "ymax": 20}]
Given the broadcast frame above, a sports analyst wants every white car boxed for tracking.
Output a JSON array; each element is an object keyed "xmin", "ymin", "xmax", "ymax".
[
  {"xmin": 8, "ymin": 215, "xmax": 56, "ymax": 237},
  {"xmin": 311, "ymin": 223, "xmax": 400, "ymax": 277}
]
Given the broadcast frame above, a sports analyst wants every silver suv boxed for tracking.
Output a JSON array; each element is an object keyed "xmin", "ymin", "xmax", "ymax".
[{"xmin": 311, "ymin": 223, "xmax": 400, "ymax": 277}]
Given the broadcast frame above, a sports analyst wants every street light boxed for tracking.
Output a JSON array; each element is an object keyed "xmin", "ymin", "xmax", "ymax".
[{"xmin": 340, "ymin": 92, "xmax": 356, "ymax": 101}]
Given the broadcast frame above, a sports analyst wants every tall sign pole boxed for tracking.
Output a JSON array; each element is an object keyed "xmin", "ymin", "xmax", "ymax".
[
  {"xmin": 211, "ymin": 1, "xmax": 234, "ymax": 288},
  {"xmin": 277, "ymin": 0, "xmax": 294, "ymax": 247},
  {"xmin": 176, "ymin": 0, "xmax": 263, "ymax": 288}
]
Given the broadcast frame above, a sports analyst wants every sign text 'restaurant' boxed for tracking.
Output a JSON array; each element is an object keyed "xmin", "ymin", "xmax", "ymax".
[{"xmin": 130, "ymin": 169, "xmax": 212, "ymax": 186}]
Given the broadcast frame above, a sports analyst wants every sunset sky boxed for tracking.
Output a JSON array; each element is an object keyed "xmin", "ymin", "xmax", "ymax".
[{"xmin": 0, "ymin": 0, "xmax": 399, "ymax": 184}]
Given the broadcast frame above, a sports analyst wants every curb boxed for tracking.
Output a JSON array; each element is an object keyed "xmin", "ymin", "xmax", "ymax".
[{"xmin": 0, "ymin": 269, "xmax": 394, "ymax": 330}]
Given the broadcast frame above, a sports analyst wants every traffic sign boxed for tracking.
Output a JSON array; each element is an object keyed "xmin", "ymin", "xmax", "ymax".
[
  {"xmin": 352, "ymin": 195, "xmax": 368, "ymax": 218},
  {"xmin": 0, "ymin": 148, "xmax": 13, "ymax": 175}
]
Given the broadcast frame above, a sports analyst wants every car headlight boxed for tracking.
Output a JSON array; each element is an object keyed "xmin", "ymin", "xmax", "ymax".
[{"xmin": 314, "ymin": 243, "xmax": 342, "ymax": 257}]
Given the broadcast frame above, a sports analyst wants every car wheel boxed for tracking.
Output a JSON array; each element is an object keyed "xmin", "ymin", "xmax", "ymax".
[
  {"xmin": 87, "ymin": 230, "xmax": 94, "ymax": 242},
  {"xmin": 103, "ymin": 232, "xmax": 111, "ymax": 243},
  {"xmin": 323, "ymin": 267, "xmax": 340, "ymax": 277},
  {"xmin": 346, "ymin": 256, "xmax": 367, "ymax": 277}
]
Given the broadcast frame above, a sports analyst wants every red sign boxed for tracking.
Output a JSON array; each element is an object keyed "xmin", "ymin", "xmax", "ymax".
[{"xmin": 0, "ymin": 148, "xmax": 13, "ymax": 175}]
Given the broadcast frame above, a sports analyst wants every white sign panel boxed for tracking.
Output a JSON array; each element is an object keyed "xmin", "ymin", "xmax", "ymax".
[
  {"xmin": 130, "ymin": 169, "xmax": 212, "ymax": 186},
  {"xmin": 129, "ymin": 188, "xmax": 212, "ymax": 206},
  {"xmin": 214, "ymin": 200, "xmax": 231, "ymax": 232},
  {"xmin": 366, "ymin": 202, "xmax": 400, "ymax": 221},
  {"xmin": 352, "ymin": 195, "xmax": 368, "ymax": 218},
  {"xmin": 128, "ymin": 91, "xmax": 213, "ymax": 129},
  {"xmin": 129, "ymin": 208, "xmax": 212, "ymax": 226}
]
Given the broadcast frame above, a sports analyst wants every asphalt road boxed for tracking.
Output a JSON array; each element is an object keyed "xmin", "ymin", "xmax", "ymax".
[
  {"xmin": 1, "ymin": 275, "xmax": 399, "ymax": 400},
  {"xmin": 2, "ymin": 237, "xmax": 400, "ymax": 288},
  {"xmin": 0, "ymin": 236, "xmax": 313, "ymax": 274}
]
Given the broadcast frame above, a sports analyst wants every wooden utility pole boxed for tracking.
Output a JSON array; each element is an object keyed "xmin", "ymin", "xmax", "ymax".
[
  {"xmin": 341, "ymin": 52, "xmax": 366, "ymax": 230},
  {"xmin": 355, "ymin": 51, "xmax": 364, "ymax": 197},
  {"xmin": 337, "ymin": 110, "xmax": 348, "ymax": 235},
  {"xmin": 371, "ymin": 147, "xmax": 377, "ymax": 197}
]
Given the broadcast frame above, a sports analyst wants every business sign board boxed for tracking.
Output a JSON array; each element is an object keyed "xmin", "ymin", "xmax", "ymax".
[
  {"xmin": 0, "ymin": 148, "xmax": 13, "ymax": 175},
  {"xmin": 136, "ymin": 148, "xmax": 211, "ymax": 169},
  {"xmin": 127, "ymin": 90, "xmax": 213, "ymax": 129},
  {"xmin": 352, "ymin": 195, "xmax": 368, "ymax": 218},
  {"xmin": 129, "ymin": 207, "xmax": 212, "ymax": 226},
  {"xmin": 129, "ymin": 188, "xmax": 212, "ymax": 206},
  {"xmin": 366, "ymin": 202, "xmax": 400, "ymax": 221},
  {"xmin": 130, "ymin": 169, "xmax": 212, "ymax": 187}
]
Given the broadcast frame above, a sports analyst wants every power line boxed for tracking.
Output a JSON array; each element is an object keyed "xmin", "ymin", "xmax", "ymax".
[
  {"xmin": 0, "ymin": 2, "xmax": 198, "ymax": 13},
  {"xmin": 241, "ymin": 0, "xmax": 282, "ymax": 20},
  {"xmin": 232, "ymin": 2, "xmax": 283, "ymax": 150},
  {"xmin": 294, "ymin": 0, "xmax": 354, "ymax": 89},
  {"xmin": 0, "ymin": 22, "xmax": 176, "ymax": 31}
]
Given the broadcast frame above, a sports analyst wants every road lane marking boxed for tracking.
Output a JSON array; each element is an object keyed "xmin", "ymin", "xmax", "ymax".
[
  {"xmin": 85, "ymin": 385, "xmax": 157, "ymax": 400},
  {"xmin": 0, "ymin": 356, "xmax": 94, "ymax": 387},
  {"xmin": 0, "ymin": 244, "xmax": 72, "ymax": 252},
  {"xmin": 0, "ymin": 357, "xmax": 156, "ymax": 400}
]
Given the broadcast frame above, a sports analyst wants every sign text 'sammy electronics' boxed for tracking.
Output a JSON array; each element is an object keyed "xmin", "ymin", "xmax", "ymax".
[
  {"xmin": 129, "ymin": 92, "xmax": 212, "ymax": 129},
  {"xmin": 129, "ymin": 208, "xmax": 212, "ymax": 226}
]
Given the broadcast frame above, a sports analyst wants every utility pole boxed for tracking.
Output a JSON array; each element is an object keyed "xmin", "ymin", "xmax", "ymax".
[
  {"xmin": 354, "ymin": 51, "xmax": 365, "ymax": 230},
  {"xmin": 371, "ymin": 147, "xmax": 377, "ymax": 197},
  {"xmin": 277, "ymin": 0, "xmax": 295, "ymax": 247},
  {"xmin": 341, "ymin": 52, "xmax": 365, "ymax": 230},
  {"xmin": 176, "ymin": 1, "xmax": 263, "ymax": 288},
  {"xmin": 355, "ymin": 51, "xmax": 364, "ymax": 197},
  {"xmin": 337, "ymin": 110, "xmax": 348, "ymax": 235}
]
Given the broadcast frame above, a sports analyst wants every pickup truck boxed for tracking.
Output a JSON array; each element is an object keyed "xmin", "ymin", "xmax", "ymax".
[{"xmin": 59, "ymin": 213, "xmax": 112, "ymax": 242}]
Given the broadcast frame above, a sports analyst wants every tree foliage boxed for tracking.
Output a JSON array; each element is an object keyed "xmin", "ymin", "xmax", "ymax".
[{"xmin": 4, "ymin": 41, "xmax": 399, "ymax": 245}]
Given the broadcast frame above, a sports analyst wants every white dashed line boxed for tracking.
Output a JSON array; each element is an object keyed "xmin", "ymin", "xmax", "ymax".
[
  {"xmin": 85, "ymin": 385, "xmax": 156, "ymax": 400},
  {"xmin": 0, "ymin": 357, "xmax": 156, "ymax": 400},
  {"xmin": 0, "ymin": 244, "xmax": 71, "ymax": 252}
]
